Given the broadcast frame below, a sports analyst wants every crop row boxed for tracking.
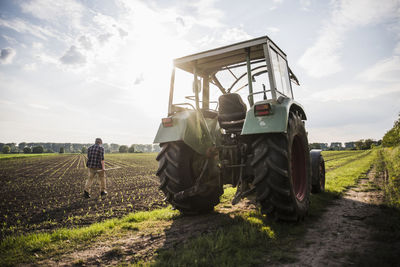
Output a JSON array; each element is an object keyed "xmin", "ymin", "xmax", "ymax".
[{"xmin": 0, "ymin": 153, "xmax": 165, "ymax": 240}]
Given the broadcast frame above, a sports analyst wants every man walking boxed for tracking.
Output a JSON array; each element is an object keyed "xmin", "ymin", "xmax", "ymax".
[{"xmin": 84, "ymin": 138, "xmax": 107, "ymax": 198}]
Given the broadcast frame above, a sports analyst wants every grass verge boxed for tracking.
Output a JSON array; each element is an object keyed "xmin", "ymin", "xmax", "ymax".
[
  {"xmin": 376, "ymin": 146, "xmax": 400, "ymax": 208},
  {"xmin": 0, "ymin": 153, "xmax": 59, "ymax": 160},
  {"xmin": 0, "ymin": 208, "xmax": 179, "ymax": 266}
]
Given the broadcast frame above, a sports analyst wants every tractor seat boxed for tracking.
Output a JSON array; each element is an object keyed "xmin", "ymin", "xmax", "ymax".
[{"xmin": 218, "ymin": 93, "xmax": 247, "ymax": 131}]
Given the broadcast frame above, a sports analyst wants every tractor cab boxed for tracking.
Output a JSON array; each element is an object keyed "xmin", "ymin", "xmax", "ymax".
[{"xmin": 168, "ymin": 36, "xmax": 300, "ymax": 120}]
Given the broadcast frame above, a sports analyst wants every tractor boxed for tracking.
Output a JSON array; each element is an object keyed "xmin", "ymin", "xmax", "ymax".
[{"xmin": 154, "ymin": 36, "xmax": 325, "ymax": 221}]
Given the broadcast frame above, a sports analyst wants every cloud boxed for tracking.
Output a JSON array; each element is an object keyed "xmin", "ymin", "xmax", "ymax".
[
  {"xmin": 134, "ymin": 74, "xmax": 144, "ymax": 85},
  {"xmin": 220, "ymin": 27, "xmax": 253, "ymax": 44},
  {"xmin": 118, "ymin": 28, "xmax": 128, "ymax": 38},
  {"xmin": 98, "ymin": 33, "xmax": 113, "ymax": 45},
  {"xmin": 176, "ymin": 17, "xmax": 185, "ymax": 27},
  {"xmin": 60, "ymin": 45, "xmax": 86, "ymax": 65},
  {"xmin": 357, "ymin": 56, "xmax": 400, "ymax": 83},
  {"xmin": 79, "ymin": 36, "xmax": 92, "ymax": 50},
  {"xmin": 298, "ymin": 0, "xmax": 400, "ymax": 78},
  {"xmin": 0, "ymin": 47, "xmax": 16, "ymax": 64},
  {"xmin": 20, "ymin": 0, "xmax": 84, "ymax": 29},
  {"xmin": 29, "ymin": 103, "xmax": 49, "ymax": 110},
  {"xmin": 299, "ymin": 0, "xmax": 312, "ymax": 11},
  {"xmin": 266, "ymin": 27, "xmax": 280, "ymax": 34},
  {"xmin": 23, "ymin": 63, "xmax": 37, "ymax": 71},
  {"xmin": 0, "ymin": 18, "xmax": 59, "ymax": 40},
  {"xmin": 306, "ymin": 82, "xmax": 400, "ymax": 102},
  {"xmin": 2, "ymin": 35, "xmax": 18, "ymax": 45}
]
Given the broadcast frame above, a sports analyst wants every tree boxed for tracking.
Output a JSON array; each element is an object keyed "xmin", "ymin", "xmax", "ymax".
[
  {"xmin": 128, "ymin": 145, "xmax": 135, "ymax": 153},
  {"xmin": 309, "ymin": 143, "xmax": 321, "ymax": 149},
  {"xmin": 103, "ymin": 143, "xmax": 111, "ymax": 153},
  {"xmin": 18, "ymin": 142, "xmax": 27, "ymax": 152},
  {"xmin": 110, "ymin": 143, "xmax": 120, "ymax": 153},
  {"xmin": 355, "ymin": 140, "xmax": 364, "ymax": 150},
  {"xmin": 81, "ymin": 147, "xmax": 88, "ymax": 154},
  {"xmin": 382, "ymin": 113, "xmax": 400, "ymax": 147},
  {"xmin": 2, "ymin": 145, "xmax": 10, "ymax": 154},
  {"xmin": 364, "ymin": 139, "xmax": 374, "ymax": 150},
  {"xmin": 23, "ymin": 147, "xmax": 32, "ymax": 154},
  {"xmin": 59, "ymin": 147, "xmax": 65, "ymax": 154},
  {"xmin": 119, "ymin": 145, "xmax": 128, "ymax": 153},
  {"xmin": 32, "ymin": 146, "xmax": 44, "ymax": 153},
  {"xmin": 6, "ymin": 143, "xmax": 17, "ymax": 153}
]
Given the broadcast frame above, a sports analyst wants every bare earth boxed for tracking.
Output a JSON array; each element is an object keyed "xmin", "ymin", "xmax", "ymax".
[
  {"xmin": 40, "ymin": 169, "xmax": 400, "ymax": 266},
  {"xmin": 285, "ymin": 168, "xmax": 399, "ymax": 266}
]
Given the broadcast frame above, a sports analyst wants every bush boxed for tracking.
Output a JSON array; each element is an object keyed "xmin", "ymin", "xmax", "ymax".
[
  {"xmin": 23, "ymin": 147, "xmax": 32, "ymax": 154},
  {"xmin": 119, "ymin": 145, "xmax": 128, "ymax": 153},
  {"xmin": 32, "ymin": 146, "xmax": 44, "ymax": 154},
  {"xmin": 383, "ymin": 113, "xmax": 400, "ymax": 147},
  {"xmin": 81, "ymin": 147, "xmax": 88, "ymax": 154},
  {"xmin": 2, "ymin": 145, "xmax": 10, "ymax": 154},
  {"xmin": 128, "ymin": 145, "xmax": 135, "ymax": 153},
  {"xmin": 59, "ymin": 147, "xmax": 64, "ymax": 154}
]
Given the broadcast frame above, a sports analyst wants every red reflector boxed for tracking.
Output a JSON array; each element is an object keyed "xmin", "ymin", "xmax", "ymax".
[
  {"xmin": 162, "ymin": 117, "xmax": 173, "ymax": 127},
  {"xmin": 254, "ymin": 104, "xmax": 271, "ymax": 116}
]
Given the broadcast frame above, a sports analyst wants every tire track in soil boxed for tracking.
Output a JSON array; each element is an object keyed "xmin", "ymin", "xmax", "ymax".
[{"xmin": 282, "ymin": 168, "xmax": 399, "ymax": 266}]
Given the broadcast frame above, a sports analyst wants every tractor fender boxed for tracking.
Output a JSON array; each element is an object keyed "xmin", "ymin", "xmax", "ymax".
[
  {"xmin": 153, "ymin": 110, "xmax": 218, "ymax": 155},
  {"xmin": 310, "ymin": 149, "xmax": 323, "ymax": 186},
  {"xmin": 241, "ymin": 98, "xmax": 306, "ymax": 135}
]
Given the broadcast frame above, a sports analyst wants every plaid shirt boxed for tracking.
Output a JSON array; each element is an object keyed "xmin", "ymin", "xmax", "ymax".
[{"xmin": 86, "ymin": 144, "xmax": 104, "ymax": 169}]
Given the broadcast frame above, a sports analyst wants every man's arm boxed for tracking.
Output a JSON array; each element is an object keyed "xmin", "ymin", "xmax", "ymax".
[{"xmin": 101, "ymin": 147, "xmax": 105, "ymax": 170}]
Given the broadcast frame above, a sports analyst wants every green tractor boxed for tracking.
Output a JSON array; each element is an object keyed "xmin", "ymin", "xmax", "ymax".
[{"xmin": 154, "ymin": 36, "xmax": 325, "ymax": 221}]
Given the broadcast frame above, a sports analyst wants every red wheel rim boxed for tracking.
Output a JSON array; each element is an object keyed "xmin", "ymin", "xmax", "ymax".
[{"xmin": 291, "ymin": 135, "xmax": 306, "ymax": 201}]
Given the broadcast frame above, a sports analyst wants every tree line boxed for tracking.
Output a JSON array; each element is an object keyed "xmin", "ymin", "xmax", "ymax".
[
  {"xmin": 309, "ymin": 139, "xmax": 381, "ymax": 151},
  {"xmin": 0, "ymin": 142, "xmax": 162, "ymax": 154}
]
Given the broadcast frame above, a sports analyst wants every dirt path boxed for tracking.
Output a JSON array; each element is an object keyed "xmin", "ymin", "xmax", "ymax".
[{"xmin": 285, "ymin": 168, "xmax": 399, "ymax": 266}]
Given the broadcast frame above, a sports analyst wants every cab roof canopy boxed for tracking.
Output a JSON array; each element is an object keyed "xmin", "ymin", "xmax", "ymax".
[{"xmin": 173, "ymin": 35, "xmax": 286, "ymax": 78}]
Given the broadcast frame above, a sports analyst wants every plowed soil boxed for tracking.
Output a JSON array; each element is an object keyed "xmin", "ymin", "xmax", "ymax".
[{"xmin": 0, "ymin": 154, "xmax": 166, "ymax": 239}]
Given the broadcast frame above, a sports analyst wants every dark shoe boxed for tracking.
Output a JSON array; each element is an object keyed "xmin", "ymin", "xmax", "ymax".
[
  {"xmin": 84, "ymin": 191, "xmax": 91, "ymax": 198},
  {"xmin": 101, "ymin": 191, "xmax": 108, "ymax": 197}
]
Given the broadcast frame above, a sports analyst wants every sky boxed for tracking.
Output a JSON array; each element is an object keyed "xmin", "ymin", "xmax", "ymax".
[{"xmin": 0, "ymin": 0, "xmax": 399, "ymax": 145}]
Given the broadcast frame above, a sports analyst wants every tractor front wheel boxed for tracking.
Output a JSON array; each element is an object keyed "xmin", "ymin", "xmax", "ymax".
[
  {"xmin": 156, "ymin": 141, "xmax": 222, "ymax": 214},
  {"xmin": 251, "ymin": 112, "xmax": 311, "ymax": 221}
]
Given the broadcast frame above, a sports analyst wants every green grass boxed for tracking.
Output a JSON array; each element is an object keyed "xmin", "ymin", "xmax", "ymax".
[
  {"xmin": 0, "ymin": 153, "xmax": 59, "ymax": 160},
  {"xmin": 376, "ymin": 146, "xmax": 400, "ymax": 208},
  {"xmin": 325, "ymin": 150, "xmax": 376, "ymax": 194},
  {"xmin": 0, "ymin": 208, "xmax": 179, "ymax": 266},
  {"xmin": 0, "ymin": 150, "xmax": 378, "ymax": 266}
]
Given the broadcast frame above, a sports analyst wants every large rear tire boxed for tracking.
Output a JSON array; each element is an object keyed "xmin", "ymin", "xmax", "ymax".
[
  {"xmin": 156, "ymin": 141, "xmax": 222, "ymax": 214},
  {"xmin": 251, "ymin": 112, "xmax": 311, "ymax": 221}
]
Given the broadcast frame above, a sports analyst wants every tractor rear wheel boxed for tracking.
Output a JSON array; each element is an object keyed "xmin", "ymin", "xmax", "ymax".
[
  {"xmin": 156, "ymin": 141, "xmax": 222, "ymax": 214},
  {"xmin": 251, "ymin": 112, "xmax": 311, "ymax": 221}
]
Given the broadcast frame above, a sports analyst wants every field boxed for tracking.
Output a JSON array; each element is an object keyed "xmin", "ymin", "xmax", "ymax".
[
  {"xmin": 1, "ymin": 149, "xmax": 399, "ymax": 266},
  {"xmin": 0, "ymin": 153, "xmax": 165, "ymax": 239}
]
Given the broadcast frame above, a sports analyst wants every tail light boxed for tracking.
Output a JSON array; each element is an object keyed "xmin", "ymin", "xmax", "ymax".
[
  {"xmin": 254, "ymin": 103, "xmax": 271, "ymax": 116},
  {"xmin": 162, "ymin": 117, "xmax": 173, "ymax": 127}
]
